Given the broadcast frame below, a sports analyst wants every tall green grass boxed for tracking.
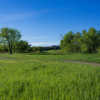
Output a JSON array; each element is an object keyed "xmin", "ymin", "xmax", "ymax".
[{"xmin": 0, "ymin": 54, "xmax": 100, "ymax": 100}]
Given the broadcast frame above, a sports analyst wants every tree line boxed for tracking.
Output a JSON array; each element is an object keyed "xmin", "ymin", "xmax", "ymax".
[
  {"xmin": 60, "ymin": 27, "xmax": 100, "ymax": 53},
  {"xmin": 0, "ymin": 27, "xmax": 59, "ymax": 54},
  {"xmin": 0, "ymin": 27, "xmax": 100, "ymax": 54}
]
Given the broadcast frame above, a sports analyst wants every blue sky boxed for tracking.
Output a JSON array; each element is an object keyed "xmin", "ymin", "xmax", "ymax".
[{"xmin": 0, "ymin": 0, "xmax": 100, "ymax": 46}]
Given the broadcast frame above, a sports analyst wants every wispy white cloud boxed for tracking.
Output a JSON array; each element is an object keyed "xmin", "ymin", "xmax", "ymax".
[
  {"xmin": 0, "ymin": 13, "xmax": 32, "ymax": 22},
  {"xmin": 0, "ymin": 9, "xmax": 48, "ymax": 23},
  {"xmin": 27, "ymin": 36, "xmax": 48, "ymax": 40},
  {"xmin": 30, "ymin": 41, "xmax": 59, "ymax": 46}
]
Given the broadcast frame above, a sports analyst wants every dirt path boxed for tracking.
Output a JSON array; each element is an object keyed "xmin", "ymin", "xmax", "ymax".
[{"xmin": 64, "ymin": 60, "xmax": 100, "ymax": 67}]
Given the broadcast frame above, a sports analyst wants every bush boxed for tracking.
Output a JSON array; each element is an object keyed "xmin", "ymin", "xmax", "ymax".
[{"xmin": 16, "ymin": 40, "xmax": 32, "ymax": 53}]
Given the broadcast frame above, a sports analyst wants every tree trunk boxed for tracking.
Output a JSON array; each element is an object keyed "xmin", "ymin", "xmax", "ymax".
[{"xmin": 8, "ymin": 42, "xmax": 13, "ymax": 54}]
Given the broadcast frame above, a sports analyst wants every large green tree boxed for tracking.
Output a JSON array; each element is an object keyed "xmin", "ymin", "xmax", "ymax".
[
  {"xmin": 60, "ymin": 31, "xmax": 81, "ymax": 53},
  {"xmin": 81, "ymin": 28, "xmax": 100, "ymax": 53},
  {"xmin": 60, "ymin": 31, "xmax": 74, "ymax": 52},
  {"xmin": 60, "ymin": 28, "xmax": 100, "ymax": 53},
  {"xmin": 71, "ymin": 32, "xmax": 81, "ymax": 52},
  {"xmin": 0, "ymin": 28, "xmax": 21, "ymax": 54}
]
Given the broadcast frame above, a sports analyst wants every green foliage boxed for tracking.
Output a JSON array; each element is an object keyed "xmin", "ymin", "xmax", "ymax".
[
  {"xmin": 61, "ymin": 31, "xmax": 81, "ymax": 53},
  {"xmin": 60, "ymin": 31, "xmax": 74, "ymax": 52},
  {"xmin": 0, "ymin": 54, "xmax": 100, "ymax": 99},
  {"xmin": 0, "ymin": 28, "xmax": 21, "ymax": 54},
  {"xmin": 16, "ymin": 40, "xmax": 31, "ymax": 53},
  {"xmin": 61, "ymin": 28, "xmax": 100, "ymax": 53},
  {"xmin": 32, "ymin": 47, "xmax": 42, "ymax": 53},
  {"xmin": 0, "ymin": 45, "xmax": 8, "ymax": 52},
  {"xmin": 81, "ymin": 28, "xmax": 100, "ymax": 53}
]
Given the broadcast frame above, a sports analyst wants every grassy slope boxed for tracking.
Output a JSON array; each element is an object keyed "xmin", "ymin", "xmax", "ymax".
[
  {"xmin": 0, "ymin": 54, "xmax": 100, "ymax": 100},
  {"xmin": 47, "ymin": 50, "xmax": 100, "ymax": 63}
]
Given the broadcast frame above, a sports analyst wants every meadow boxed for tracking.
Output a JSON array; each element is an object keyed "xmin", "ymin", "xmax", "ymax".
[{"xmin": 0, "ymin": 53, "xmax": 100, "ymax": 100}]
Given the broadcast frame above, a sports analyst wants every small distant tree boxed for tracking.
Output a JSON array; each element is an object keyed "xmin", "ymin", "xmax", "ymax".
[
  {"xmin": 16, "ymin": 40, "xmax": 31, "ymax": 53},
  {"xmin": 0, "ymin": 44, "xmax": 8, "ymax": 53},
  {"xmin": 0, "ymin": 28, "xmax": 21, "ymax": 54}
]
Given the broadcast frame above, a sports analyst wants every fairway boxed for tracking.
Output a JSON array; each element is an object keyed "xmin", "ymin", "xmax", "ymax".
[{"xmin": 0, "ymin": 54, "xmax": 100, "ymax": 100}]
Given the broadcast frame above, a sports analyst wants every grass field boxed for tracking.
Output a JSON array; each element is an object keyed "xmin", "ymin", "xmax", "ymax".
[{"xmin": 0, "ymin": 53, "xmax": 100, "ymax": 100}]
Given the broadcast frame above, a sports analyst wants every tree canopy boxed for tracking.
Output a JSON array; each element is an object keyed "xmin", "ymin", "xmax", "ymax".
[
  {"xmin": 0, "ymin": 28, "xmax": 21, "ymax": 54},
  {"xmin": 60, "ymin": 28, "xmax": 100, "ymax": 53}
]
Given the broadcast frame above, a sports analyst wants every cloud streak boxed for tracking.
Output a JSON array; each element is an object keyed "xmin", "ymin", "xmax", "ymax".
[
  {"xmin": 0, "ymin": 13, "xmax": 32, "ymax": 22},
  {"xmin": 30, "ymin": 41, "xmax": 59, "ymax": 46},
  {"xmin": 0, "ymin": 10, "xmax": 48, "ymax": 23}
]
